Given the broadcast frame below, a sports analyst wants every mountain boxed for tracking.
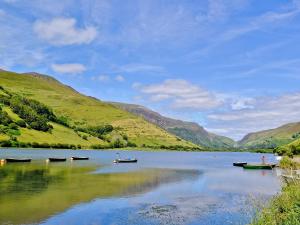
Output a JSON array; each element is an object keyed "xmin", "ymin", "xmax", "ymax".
[
  {"xmin": 238, "ymin": 122, "xmax": 300, "ymax": 149},
  {"xmin": 110, "ymin": 102, "xmax": 235, "ymax": 149},
  {"xmin": 0, "ymin": 69, "xmax": 200, "ymax": 150}
]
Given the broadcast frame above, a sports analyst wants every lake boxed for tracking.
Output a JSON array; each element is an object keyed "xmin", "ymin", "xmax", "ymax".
[{"xmin": 0, "ymin": 149, "xmax": 281, "ymax": 225}]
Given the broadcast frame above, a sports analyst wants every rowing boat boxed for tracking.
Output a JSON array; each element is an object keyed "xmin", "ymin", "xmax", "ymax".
[
  {"xmin": 113, "ymin": 158, "xmax": 138, "ymax": 163},
  {"xmin": 233, "ymin": 162, "xmax": 247, "ymax": 167},
  {"xmin": 48, "ymin": 158, "xmax": 67, "ymax": 162},
  {"xmin": 243, "ymin": 164, "xmax": 276, "ymax": 170},
  {"xmin": 71, "ymin": 157, "xmax": 89, "ymax": 160},
  {"xmin": 5, "ymin": 158, "xmax": 32, "ymax": 163}
]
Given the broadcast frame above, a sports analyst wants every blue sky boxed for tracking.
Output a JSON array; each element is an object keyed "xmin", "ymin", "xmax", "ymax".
[{"xmin": 1, "ymin": 0, "xmax": 300, "ymax": 140}]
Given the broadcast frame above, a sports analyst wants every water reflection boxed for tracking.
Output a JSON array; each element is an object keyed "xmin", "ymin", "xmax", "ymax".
[{"xmin": 0, "ymin": 161, "xmax": 199, "ymax": 225}]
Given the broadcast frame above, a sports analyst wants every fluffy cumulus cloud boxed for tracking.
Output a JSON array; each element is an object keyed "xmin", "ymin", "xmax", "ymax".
[
  {"xmin": 33, "ymin": 17, "xmax": 97, "ymax": 45},
  {"xmin": 139, "ymin": 79, "xmax": 222, "ymax": 110},
  {"xmin": 51, "ymin": 63, "xmax": 86, "ymax": 74}
]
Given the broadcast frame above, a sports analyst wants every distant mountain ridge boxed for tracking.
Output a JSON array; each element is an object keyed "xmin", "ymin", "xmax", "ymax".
[
  {"xmin": 238, "ymin": 122, "xmax": 300, "ymax": 149},
  {"xmin": 110, "ymin": 102, "xmax": 235, "ymax": 149}
]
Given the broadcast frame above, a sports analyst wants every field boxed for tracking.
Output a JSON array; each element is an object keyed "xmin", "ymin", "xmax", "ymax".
[{"xmin": 0, "ymin": 70, "xmax": 199, "ymax": 149}]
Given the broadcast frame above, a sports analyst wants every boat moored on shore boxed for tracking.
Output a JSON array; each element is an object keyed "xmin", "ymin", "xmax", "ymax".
[
  {"xmin": 5, "ymin": 158, "xmax": 32, "ymax": 163},
  {"xmin": 243, "ymin": 164, "xmax": 276, "ymax": 170},
  {"xmin": 233, "ymin": 162, "xmax": 247, "ymax": 167},
  {"xmin": 71, "ymin": 157, "xmax": 89, "ymax": 160},
  {"xmin": 48, "ymin": 158, "xmax": 67, "ymax": 162}
]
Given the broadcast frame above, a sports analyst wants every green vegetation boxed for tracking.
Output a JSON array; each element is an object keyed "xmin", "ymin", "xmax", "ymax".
[
  {"xmin": 111, "ymin": 102, "xmax": 235, "ymax": 149},
  {"xmin": 239, "ymin": 122, "xmax": 300, "ymax": 149},
  {"xmin": 0, "ymin": 70, "xmax": 199, "ymax": 150},
  {"xmin": 251, "ymin": 157, "xmax": 300, "ymax": 225},
  {"xmin": 275, "ymin": 136, "xmax": 300, "ymax": 157},
  {"xmin": 279, "ymin": 156, "xmax": 300, "ymax": 169},
  {"xmin": 251, "ymin": 182, "xmax": 300, "ymax": 225}
]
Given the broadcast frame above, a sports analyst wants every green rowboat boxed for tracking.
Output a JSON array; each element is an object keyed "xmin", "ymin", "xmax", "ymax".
[{"xmin": 243, "ymin": 164, "xmax": 276, "ymax": 170}]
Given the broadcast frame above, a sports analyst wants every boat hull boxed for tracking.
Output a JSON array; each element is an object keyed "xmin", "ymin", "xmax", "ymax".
[
  {"xmin": 48, "ymin": 158, "xmax": 67, "ymax": 162},
  {"xmin": 243, "ymin": 164, "xmax": 276, "ymax": 170},
  {"xmin": 5, "ymin": 158, "xmax": 31, "ymax": 163},
  {"xmin": 113, "ymin": 159, "xmax": 138, "ymax": 163},
  {"xmin": 233, "ymin": 162, "xmax": 247, "ymax": 167},
  {"xmin": 71, "ymin": 157, "xmax": 89, "ymax": 160}
]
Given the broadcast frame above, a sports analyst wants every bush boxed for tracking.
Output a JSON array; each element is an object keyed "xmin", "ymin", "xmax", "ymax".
[
  {"xmin": 16, "ymin": 119, "xmax": 26, "ymax": 127},
  {"xmin": 0, "ymin": 140, "xmax": 12, "ymax": 147},
  {"xmin": 111, "ymin": 138, "xmax": 124, "ymax": 148},
  {"xmin": 251, "ymin": 182, "xmax": 300, "ymax": 225},
  {"xmin": 18, "ymin": 142, "xmax": 30, "ymax": 148},
  {"xmin": 8, "ymin": 123, "xmax": 18, "ymax": 130},
  {"xmin": 90, "ymin": 144, "xmax": 109, "ymax": 149},
  {"xmin": 75, "ymin": 125, "xmax": 114, "ymax": 137},
  {"xmin": 279, "ymin": 156, "xmax": 300, "ymax": 169},
  {"xmin": 8, "ymin": 94, "xmax": 54, "ymax": 132},
  {"xmin": 127, "ymin": 141, "xmax": 137, "ymax": 147},
  {"xmin": 0, "ymin": 110, "xmax": 12, "ymax": 126},
  {"xmin": 55, "ymin": 116, "xmax": 70, "ymax": 127},
  {"xmin": 82, "ymin": 135, "xmax": 88, "ymax": 140}
]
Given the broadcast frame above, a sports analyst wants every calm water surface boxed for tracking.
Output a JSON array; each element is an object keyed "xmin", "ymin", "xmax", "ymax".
[{"xmin": 0, "ymin": 149, "xmax": 281, "ymax": 225}]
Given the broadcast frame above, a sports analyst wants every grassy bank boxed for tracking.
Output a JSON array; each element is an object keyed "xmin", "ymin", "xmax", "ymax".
[{"xmin": 251, "ymin": 157, "xmax": 300, "ymax": 225}]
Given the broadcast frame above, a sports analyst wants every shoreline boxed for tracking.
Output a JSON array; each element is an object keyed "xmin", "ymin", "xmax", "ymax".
[
  {"xmin": 0, "ymin": 146, "xmax": 276, "ymax": 154},
  {"xmin": 251, "ymin": 156, "xmax": 300, "ymax": 225}
]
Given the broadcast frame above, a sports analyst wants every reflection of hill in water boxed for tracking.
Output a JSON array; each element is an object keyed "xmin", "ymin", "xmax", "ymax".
[
  {"xmin": 0, "ymin": 163, "xmax": 200, "ymax": 225},
  {"xmin": 123, "ymin": 169, "xmax": 201, "ymax": 195}
]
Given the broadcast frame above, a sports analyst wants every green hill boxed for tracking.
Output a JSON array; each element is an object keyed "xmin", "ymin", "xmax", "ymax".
[
  {"xmin": 0, "ymin": 70, "xmax": 201, "ymax": 150},
  {"xmin": 238, "ymin": 122, "xmax": 300, "ymax": 149},
  {"xmin": 110, "ymin": 102, "xmax": 235, "ymax": 149}
]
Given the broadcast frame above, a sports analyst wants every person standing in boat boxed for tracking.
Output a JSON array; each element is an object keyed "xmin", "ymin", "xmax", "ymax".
[{"xmin": 262, "ymin": 155, "xmax": 266, "ymax": 165}]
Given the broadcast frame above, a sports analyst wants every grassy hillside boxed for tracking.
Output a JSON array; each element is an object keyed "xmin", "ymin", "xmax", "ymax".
[
  {"xmin": 275, "ymin": 136, "xmax": 300, "ymax": 156},
  {"xmin": 111, "ymin": 102, "xmax": 235, "ymax": 149},
  {"xmin": 239, "ymin": 122, "xmax": 300, "ymax": 149},
  {"xmin": 0, "ymin": 70, "xmax": 200, "ymax": 150}
]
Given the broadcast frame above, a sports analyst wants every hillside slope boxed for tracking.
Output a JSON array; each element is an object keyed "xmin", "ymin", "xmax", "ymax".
[
  {"xmin": 0, "ymin": 70, "xmax": 200, "ymax": 150},
  {"xmin": 238, "ymin": 122, "xmax": 300, "ymax": 149},
  {"xmin": 110, "ymin": 102, "xmax": 235, "ymax": 149}
]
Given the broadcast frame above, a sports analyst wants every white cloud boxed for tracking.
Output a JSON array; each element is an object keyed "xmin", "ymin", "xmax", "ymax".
[
  {"xmin": 34, "ymin": 17, "xmax": 97, "ymax": 46},
  {"xmin": 206, "ymin": 92, "xmax": 300, "ymax": 140},
  {"xmin": 92, "ymin": 75, "xmax": 110, "ymax": 82},
  {"xmin": 115, "ymin": 75, "xmax": 125, "ymax": 82},
  {"xmin": 91, "ymin": 74, "xmax": 125, "ymax": 82},
  {"xmin": 231, "ymin": 97, "xmax": 255, "ymax": 110},
  {"xmin": 119, "ymin": 63, "xmax": 164, "ymax": 73},
  {"xmin": 51, "ymin": 63, "xmax": 86, "ymax": 74},
  {"xmin": 139, "ymin": 79, "xmax": 222, "ymax": 110}
]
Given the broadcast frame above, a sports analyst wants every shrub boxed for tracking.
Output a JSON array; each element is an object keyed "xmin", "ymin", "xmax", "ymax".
[
  {"xmin": 16, "ymin": 119, "xmax": 26, "ymax": 127},
  {"xmin": 55, "ymin": 116, "xmax": 70, "ymax": 127},
  {"xmin": 279, "ymin": 156, "xmax": 300, "ymax": 169},
  {"xmin": 0, "ymin": 110, "xmax": 12, "ymax": 126},
  {"xmin": 8, "ymin": 123, "xmax": 18, "ymax": 130},
  {"xmin": 127, "ymin": 141, "xmax": 137, "ymax": 147},
  {"xmin": 0, "ymin": 140, "xmax": 12, "ymax": 147},
  {"xmin": 111, "ymin": 138, "xmax": 124, "ymax": 148},
  {"xmin": 122, "ymin": 134, "xmax": 128, "ymax": 141},
  {"xmin": 82, "ymin": 135, "xmax": 88, "ymax": 140}
]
